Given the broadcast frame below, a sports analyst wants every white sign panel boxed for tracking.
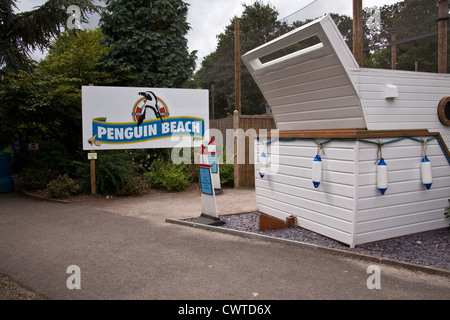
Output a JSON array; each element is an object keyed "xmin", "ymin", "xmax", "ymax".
[{"xmin": 82, "ymin": 86, "xmax": 209, "ymax": 150}]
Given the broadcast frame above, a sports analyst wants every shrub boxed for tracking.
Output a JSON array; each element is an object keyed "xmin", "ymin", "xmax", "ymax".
[
  {"xmin": 117, "ymin": 176, "xmax": 149, "ymax": 196},
  {"xmin": 219, "ymin": 152, "xmax": 234, "ymax": 187},
  {"xmin": 73, "ymin": 151, "xmax": 138, "ymax": 195},
  {"xmin": 22, "ymin": 167, "xmax": 57, "ymax": 190},
  {"xmin": 143, "ymin": 158, "xmax": 190, "ymax": 192},
  {"xmin": 219, "ymin": 163, "xmax": 234, "ymax": 187},
  {"xmin": 47, "ymin": 174, "xmax": 81, "ymax": 199}
]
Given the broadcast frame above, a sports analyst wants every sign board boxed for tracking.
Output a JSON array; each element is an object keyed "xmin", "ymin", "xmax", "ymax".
[
  {"xmin": 199, "ymin": 164, "xmax": 218, "ymax": 217},
  {"xmin": 82, "ymin": 86, "xmax": 209, "ymax": 150},
  {"xmin": 207, "ymin": 153, "xmax": 218, "ymax": 174},
  {"xmin": 28, "ymin": 143, "xmax": 39, "ymax": 151},
  {"xmin": 199, "ymin": 165, "xmax": 213, "ymax": 195},
  {"xmin": 87, "ymin": 152, "xmax": 97, "ymax": 160}
]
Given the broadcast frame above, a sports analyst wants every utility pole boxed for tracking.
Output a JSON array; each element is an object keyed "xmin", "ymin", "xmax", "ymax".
[
  {"xmin": 234, "ymin": 17, "xmax": 242, "ymax": 114},
  {"xmin": 211, "ymin": 84, "xmax": 215, "ymax": 120},
  {"xmin": 391, "ymin": 34, "xmax": 397, "ymax": 70},
  {"xmin": 234, "ymin": 17, "xmax": 241, "ymax": 188},
  {"xmin": 353, "ymin": 0, "xmax": 364, "ymax": 67},
  {"xmin": 438, "ymin": 0, "xmax": 448, "ymax": 73}
]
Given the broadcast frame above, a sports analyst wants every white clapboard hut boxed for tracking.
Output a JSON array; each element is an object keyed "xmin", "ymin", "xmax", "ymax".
[{"xmin": 242, "ymin": 14, "xmax": 450, "ymax": 247}]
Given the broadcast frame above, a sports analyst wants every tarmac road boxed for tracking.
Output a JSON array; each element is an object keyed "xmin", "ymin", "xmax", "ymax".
[{"xmin": 0, "ymin": 190, "xmax": 449, "ymax": 301}]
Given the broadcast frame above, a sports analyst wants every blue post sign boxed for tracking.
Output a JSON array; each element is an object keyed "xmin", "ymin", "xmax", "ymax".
[
  {"xmin": 207, "ymin": 153, "xmax": 218, "ymax": 174},
  {"xmin": 199, "ymin": 165, "xmax": 213, "ymax": 195}
]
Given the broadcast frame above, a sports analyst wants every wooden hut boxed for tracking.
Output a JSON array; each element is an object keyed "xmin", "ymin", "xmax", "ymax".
[{"xmin": 242, "ymin": 14, "xmax": 450, "ymax": 247}]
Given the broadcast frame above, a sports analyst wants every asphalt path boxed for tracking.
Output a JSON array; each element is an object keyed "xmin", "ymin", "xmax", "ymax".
[{"xmin": 0, "ymin": 191, "xmax": 449, "ymax": 301}]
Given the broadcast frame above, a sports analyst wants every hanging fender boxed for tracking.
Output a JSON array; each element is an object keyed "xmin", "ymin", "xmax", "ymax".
[
  {"xmin": 312, "ymin": 154, "xmax": 322, "ymax": 188},
  {"xmin": 420, "ymin": 156, "xmax": 432, "ymax": 190},
  {"xmin": 376, "ymin": 158, "xmax": 388, "ymax": 195},
  {"xmin": 259, "ymin": 152, "xmax": 268, "ymax": 178}
]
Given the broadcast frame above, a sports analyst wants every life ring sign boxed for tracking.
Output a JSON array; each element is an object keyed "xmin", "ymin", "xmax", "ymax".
[{"xmin": 132, "ymin": 91, "xmax": 170, "ymax": 124}]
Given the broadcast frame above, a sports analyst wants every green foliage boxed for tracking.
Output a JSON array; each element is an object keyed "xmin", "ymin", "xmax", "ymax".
[
  {"xmin": 47, "ymin": 174, "xmax": 81, "ymax": 199},
  {"xmin": 143, "ymin": 158, "xmax": 190, "ymax": 191},
  {"xmin": 0, "ymin": 0, "xmax": 99, "ymax": 73},
  {"xmin": 37, "ymin": 29, "xmax": 113, "ymax": 85},
  {"xmin": 117, "ymin": 176, "xmax": 149, "ymax": 197},
  {"xmin": 94, "ymin": 151, "xmax": 138, "ymax": 195},
  {"xmin": 192, "ymin": 1, "xmax": 287, "ymax": 117},
  {"xmin": 100, "ymin": 0, "xmax": 197, "ymax": 87},
  {"xmin": 219, "ymin": 163, "xmax": 234, "ymax": 188},
  {"xmin": 22, "ymin": 167, "xmax": 57, "ymax": 190},
  {"xmin": 365, "ymin": 0, "xmax": 447, "ymax": 72},
  {"xmin": 0, "ymin": 71, "xmax": 82, "ymax": 158}
]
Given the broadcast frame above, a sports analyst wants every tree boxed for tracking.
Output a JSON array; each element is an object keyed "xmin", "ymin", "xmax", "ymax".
[
  {"xmin": 0, "ymin": 0, "xmax": 98, "ymax": 73},
  {"xmin": 364, "ymin": 0, "xmax": 447, "ymax": 72},
  {"xmin": 193, "ymin": 1, "xmax": 290, "ymax": 117},
  {"xmin": 0, "ymin": 71, "xmax": 83, "ymax": 171},
  {"xmin": 100, "ymin": 0, "xmax": 197, "ymax": 87},
  {"xmin": 192, "ymin": 1, "xmax": 355, "ymax": 118},
  {"xmin": 37, "ymin": 29, "xmax": 112, "ymax": 85}
]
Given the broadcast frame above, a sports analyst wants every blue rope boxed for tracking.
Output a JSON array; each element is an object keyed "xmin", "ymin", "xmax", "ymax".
[{"xmin": 256, "ymin": 136, "xmax": 449, "ymax": 164}]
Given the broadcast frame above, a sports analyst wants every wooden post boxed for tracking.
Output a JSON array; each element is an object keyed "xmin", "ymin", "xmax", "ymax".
[
  {"xmin": 438, "ymin": 0, "xmax": 448, "ymax": 73},
  {"xmin": 211, "ymin": 84, "xmax": 215, "ymax": 120},
  {"xmin": 352, "ymin": 0, "xmax": 364, "ymax": 67},
  {"xmin": 233, "ymin": 110, "xmax": 240, "ymax": 188},
  {"xmin": 234, "ymin": 17, "xmax": 241, "ymax": 114},
  {"xmin": 88, "ymin": 83, "xmax": 96, "ymax": 195},
  {"xmin": 391, "ymin": 33, "xmax": 397, "ymax": 70},
  {"xmin": 415, "ymin": 61, "xmax": 419, "ymax": 72},
  {"xmin": 89, "ymin": 151, "xmax": 96, "ymax": 195},
  {"xmin": 234, "ymin": 17, "xmax": 241, "ymax": 188}
]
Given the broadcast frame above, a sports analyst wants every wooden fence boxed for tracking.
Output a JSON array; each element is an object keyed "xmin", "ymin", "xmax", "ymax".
[{"xmin": 209, "ymin": 113, "xmax": 276, "ymax": 187}]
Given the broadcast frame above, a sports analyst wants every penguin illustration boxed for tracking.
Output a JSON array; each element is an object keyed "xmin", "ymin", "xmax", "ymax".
[{"xmin": 137, "ymin": 91, "xmax": 164, "ymax": 126}]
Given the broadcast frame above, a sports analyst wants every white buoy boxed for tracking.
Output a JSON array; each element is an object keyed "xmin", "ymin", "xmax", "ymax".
[
  {"xmin": 259, "ymin": 152, "xmax": 267, "ymax": 178},
  {"xmin": 420, "ymin": 156, "xmax": 432, "ymax": 190},
  {"xmin": 312, "ymin": 154, "xmax": 322, "ymax": 188},
  {"xmin": 376, "ymin": 158, "xmax": 388, "ymax": 195}
]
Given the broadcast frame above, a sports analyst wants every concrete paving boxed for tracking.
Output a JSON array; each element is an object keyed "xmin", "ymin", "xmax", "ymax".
[{"xmin": 0, "ymin": 188, "xmax": 449, "ymax": 300}]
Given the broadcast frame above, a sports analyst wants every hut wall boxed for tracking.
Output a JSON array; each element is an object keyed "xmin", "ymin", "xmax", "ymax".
[
  {"xmin": 255, "ymin": 137, "xmax": 450, "ymax": 247},
  {"xmin": 349, "ymin": 68, "xmax": 450, "ymax": 146}
]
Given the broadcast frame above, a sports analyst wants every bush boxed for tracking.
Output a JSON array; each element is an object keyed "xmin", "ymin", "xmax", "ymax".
[
  {"xmin": 143, "ymin": 158, "xmax": 190, "ymax": 192},
  {"xmin": 73, "ymin": 151, "xmax": 138, "ymax": 195},
  {"xmin": 117, "ymin": 176, "xmax": 149, "ymax": 196},
  {"xmin": 96, "ymin": 151, "xmax": 139, "ymax": 195},
  {"xmin": 47, "ymin": 174, "xmax": 81, "ymax": 199},
  {"xmin": 219, "ymin": 152, "xmax": 234, "ymax": 187},
  {"xmin": 22, "ymin": 167, "xmax": 57, "ymax": 190},
  {"xmin": 219, "ymin": 163, "xmax": 234, "ymax": 187}
]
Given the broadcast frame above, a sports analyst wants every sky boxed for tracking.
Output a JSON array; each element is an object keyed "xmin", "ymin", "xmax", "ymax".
[{"xmin": 15, "ymin": 0, "xmax": 403, "ymax": 68}]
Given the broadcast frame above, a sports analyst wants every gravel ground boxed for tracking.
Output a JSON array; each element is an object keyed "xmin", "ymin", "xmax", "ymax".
[
  {"xmin": 0, "ymin": 273, "xmax": 47, "ymax": 300},
  {"xmin": 212, "ymin": 212, "xmax": 450, "ymax": 271}
]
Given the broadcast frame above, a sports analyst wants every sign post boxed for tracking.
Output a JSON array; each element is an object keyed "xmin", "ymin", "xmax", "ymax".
[{"xmin": 194, "ymin": 164, "xmax": 224, "ymax": 226}]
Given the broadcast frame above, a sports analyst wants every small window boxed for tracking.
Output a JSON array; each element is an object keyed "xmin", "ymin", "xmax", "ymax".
[{"xmin": 438, "ymin": 97, "xmax": 450, "ymax": 126}]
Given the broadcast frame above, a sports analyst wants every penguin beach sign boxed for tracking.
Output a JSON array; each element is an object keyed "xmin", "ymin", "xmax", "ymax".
[{"xmin": 82, "ymin": 86, "xmax": 208, "ymax": 150}]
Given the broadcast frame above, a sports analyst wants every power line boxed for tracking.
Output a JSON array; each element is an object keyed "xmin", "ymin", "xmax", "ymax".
[{"xmin": 279, "ymin": 0, "xmax": 319, "ymax": 22}]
